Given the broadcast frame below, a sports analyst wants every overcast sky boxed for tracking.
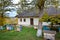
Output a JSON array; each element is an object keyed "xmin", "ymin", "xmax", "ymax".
[
  {"xmin": 12, "ymin": 0, "xmax": 33, "ymax": 4},
  {"xmin": 5, "ymin": 0, "xmax": 20, "ymax": 17},
  {"xmin": 12, "ymin": 0, "xmax": 20, "ymax": 4},
  {"xmin": 7, "ymin": 0, "xmax": 60, "ymax": 17}
]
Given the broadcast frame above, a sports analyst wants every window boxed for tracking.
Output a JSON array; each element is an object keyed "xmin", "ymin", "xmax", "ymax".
[
  {"xmin": 24, "ymin": 19, "xmax": 26, "ymax": 22},
  {"xmin": 20, "ymin": 18, "xmax": 22, "ymax": 22}
]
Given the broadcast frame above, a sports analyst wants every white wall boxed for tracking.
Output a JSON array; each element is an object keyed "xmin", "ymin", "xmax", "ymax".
[
  {"xmin": 33, "ymin": 18, "xmax": 39, "ymax": 25},
  {"xmin": 18, "ymin": 18, "xmax": 30, "ymax": 26},
  {"xmin": 18, "ymin": 18, "xmax": 39, "ymax": 26},
  {"xmin": 42, "ymin": 22, "xmax": 51, "ymax": 26}
]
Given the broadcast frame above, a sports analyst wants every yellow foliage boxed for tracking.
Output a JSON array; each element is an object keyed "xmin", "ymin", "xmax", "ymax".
[
  {"xmin": 0, "ymin": 16, "xmax": 4, "ymax": 26},
  {"xmin": 3, "ymin": 17, "xmax": 18, "ymax": 25},
  {"xmin": 39, "ymin": 12, "xmax": 49, "ymax": 22}
]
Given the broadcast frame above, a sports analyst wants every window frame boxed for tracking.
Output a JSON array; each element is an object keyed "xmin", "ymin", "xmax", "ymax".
[
  {"xmin": 20, "ymin": 18, "xmax": 22, "ymax": 22},
  {"xmin": 24, "ymin": 18, "xmax": 26, "ymax": 22}
]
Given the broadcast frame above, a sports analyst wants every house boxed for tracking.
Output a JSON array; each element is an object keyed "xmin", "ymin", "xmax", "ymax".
[
  {"xmin": 16, "ymin": 6, "xmax": 60, "ymax": 26},
  {"xmin": 46, "ymin": 6, "xmax": 60, "ymax": 16},
  {"xmin": 16, "ymin": 10, "xmax": 40, "ymax": 26}
]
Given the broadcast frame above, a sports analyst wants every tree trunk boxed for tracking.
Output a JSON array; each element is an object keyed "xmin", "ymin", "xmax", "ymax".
[
  {"xmin": 37, "ymin": 22, "xmax": 42, "ymax": 37},
  {"xmin": 37, "ymin": 10, "xmax": 44, "ymax": 37}
]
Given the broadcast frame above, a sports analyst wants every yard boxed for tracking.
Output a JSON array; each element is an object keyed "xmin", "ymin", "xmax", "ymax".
[
  {"xmin": 0, "ymin": 26, "xmax": 60, "ymax": 40},
  {"xmin": 0, "ymin": 27, "xmax": 42, "ymax": 40},
  {"xmin": 56, "ymin": 32, "xmax": 60, "ymax": 40}
]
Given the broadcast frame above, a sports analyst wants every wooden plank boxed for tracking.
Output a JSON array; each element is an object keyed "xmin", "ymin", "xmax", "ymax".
[
  {"xmin": 43, "ymin": 30, "xmax": 56, "ymax": 40},
  {"xmin": 43, "ymin": 30, "xmax": 56, "ymax": 34}
]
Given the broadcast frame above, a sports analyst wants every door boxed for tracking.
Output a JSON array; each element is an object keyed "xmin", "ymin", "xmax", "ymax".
[{"xmin": 30, "ymin": 18, "xmax": 33, "ymax": 25}]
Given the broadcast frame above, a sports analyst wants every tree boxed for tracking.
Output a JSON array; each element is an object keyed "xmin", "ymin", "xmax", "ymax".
[
  {"xmin": 40, "ymin": 12, "xmax": 49, "ymax": 22},
  {"xmin": 17, "ymin": 0, "xmax": 36, "ymax": 14},
  {"xmin": 45, "ymin": 0, "xmax": 60, "ymax": 24},
  {"xmin": 0, "ymin": 0, "xmax": 12, "ymax": 26},
  {"xmin": 17, "ymin": 0, "xmax": 60, "ymax": 36},
  {"xmin": 18, "ymin": 0, "xmax": 46, "ymax": 37},
  {"xmin": 36, "ymin": 0, "xmax": 46, "ymax": 37},
  {"xmin": 0, "ymin": 0, "xmax": 12, "ymax": 16}
]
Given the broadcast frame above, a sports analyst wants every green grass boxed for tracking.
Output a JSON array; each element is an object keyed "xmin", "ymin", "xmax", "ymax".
[
  {"xmin": 56, "ymin": 32, "xmax": 60, "ymax": 40},
  {"xmin": 0, "ymin": 27, "xmax": 42, "ymax": 40}
]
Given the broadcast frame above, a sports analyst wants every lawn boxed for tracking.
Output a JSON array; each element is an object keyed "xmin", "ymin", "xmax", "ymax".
[
  {"xmin": 56, "ymin": 32, "xmax": 60, "ymax": 40},
  {"xmin": 0, "ymin": 27, "xmax": 43, "ymax": 40}
]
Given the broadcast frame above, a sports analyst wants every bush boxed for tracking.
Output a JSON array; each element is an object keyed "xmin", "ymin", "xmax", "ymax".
[{"xmin": 50, "ymin": 27, "xmax": 59, "ymax": 32}]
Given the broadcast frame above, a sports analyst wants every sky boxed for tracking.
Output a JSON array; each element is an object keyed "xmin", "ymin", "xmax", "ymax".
[
  {"xmin": 5, "ymin": 0, "xmax": 20, "ymax": 17},
  {"xmin": 12, "ymin": 0, "xmax": 20, "ymax": 4},
  {"xmin": 5, "ymin": 10, "xmax": 17, "ymax": 17},
  {"xmin": 6, "ymin": 0, "xmax": 33, "ymax": 17},
  {"xmin": 6, "ymin": 0, "xmax": 60, "ymax": 17},
  {"xmin": 12, "ymin": 0, "xmax": 32, "ymax": 4}
]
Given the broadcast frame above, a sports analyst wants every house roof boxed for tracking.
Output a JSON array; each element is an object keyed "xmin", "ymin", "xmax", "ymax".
[
  {"xmin": 16, "ymin": 6, "xmax": 60, "ymax": 18},
  {"xmin": 16, "ymin": 10, "xmax": 39, "ymax": 18},
  {"xmin": 46, "ymin": 6, "xmax": 60, "ymax": 15}
]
